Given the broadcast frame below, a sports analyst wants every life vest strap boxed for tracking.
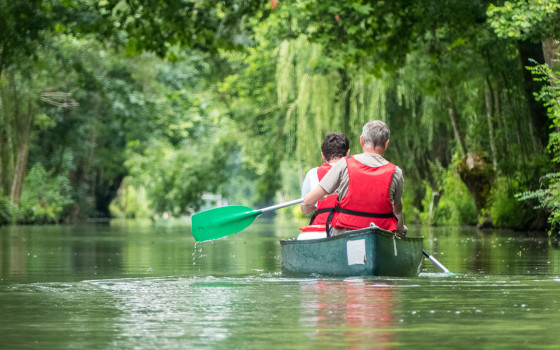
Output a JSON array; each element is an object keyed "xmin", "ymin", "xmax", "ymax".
[
  {"xmin": 325, "ymin": 206, "xmax": 397, "ymax": 236},
  {"xmin": 309, "ymin": 207, "xmax": 335, "ymax": 225},
  {"xmin": 335, "ymin": 207, "xmax": 396, "ymax": 219}
]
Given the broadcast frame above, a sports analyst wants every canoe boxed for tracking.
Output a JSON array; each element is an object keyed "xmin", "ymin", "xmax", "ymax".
[{"xmin": 280, "ymin": 227, "xmax": 423, "ymax": 277}]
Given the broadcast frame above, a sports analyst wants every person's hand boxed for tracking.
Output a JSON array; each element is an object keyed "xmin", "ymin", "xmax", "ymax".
[{"xmin": 397, "ymin": 224, "xmax": 408, "ymax": 235}]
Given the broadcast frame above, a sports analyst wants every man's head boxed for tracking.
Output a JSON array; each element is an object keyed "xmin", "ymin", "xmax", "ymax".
[
  {"xmin": 321, "ymin": 132, "xmax": 350, "ymax": 162},
  {"xmin": 361, "ymin": 120, "xmax": 390, "ymax": 150}
]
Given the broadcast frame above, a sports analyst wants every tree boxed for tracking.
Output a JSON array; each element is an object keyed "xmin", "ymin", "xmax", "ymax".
[
  {"xmin": 488, "ymin": 0, "xmax": 560, "ymax": 233},
  {"xmin": 0, "ymin": 0, "xmax": 270, "ymax": 219}
]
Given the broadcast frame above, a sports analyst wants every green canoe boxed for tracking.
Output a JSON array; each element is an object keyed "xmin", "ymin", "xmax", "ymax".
[{"xmin": 280, "ymin": 227, "xmax": 423, "ymax": 277}]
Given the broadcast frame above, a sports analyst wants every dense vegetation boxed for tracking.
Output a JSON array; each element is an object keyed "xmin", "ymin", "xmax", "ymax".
[{"xmin": 0, "ymin": 0, "xmax": 559, "ymax": 234}]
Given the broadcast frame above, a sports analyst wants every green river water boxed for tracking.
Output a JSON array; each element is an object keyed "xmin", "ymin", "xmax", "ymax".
[{"xmin": 1, "ymin": 220, "xmax": 559, "ymax": 349}]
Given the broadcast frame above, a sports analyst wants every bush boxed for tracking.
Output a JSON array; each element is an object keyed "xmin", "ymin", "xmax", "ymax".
[
  {"xmin": 0, "ymin": 196, "xmax": 14, "ymax": 225},
  {"xmin": 421, "ymin": 166, "xmax": 478, "ymax": 226},
  {"xmin": 516, "ymin": 172, "xmax": 560, "ymax": 234},
  {"xmin": 16, "ymin": 164, "xmax": 74, "ymax": 224},
  {"xmin": 109, "ymin": 180, "xmax": 152, "ymax": 218},
  {"xmin": 490, "ymin": 176, "xmax": 530, "ymax": 228}
]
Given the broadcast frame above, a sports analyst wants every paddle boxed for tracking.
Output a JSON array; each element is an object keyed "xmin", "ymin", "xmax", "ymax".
[
  {"xmin": 422, "ymin": 249, "xmax": 453, "ymax": 274},
  {"xmin": 192, "ymin": 198, "xmax": 304, "ymax": 242}
]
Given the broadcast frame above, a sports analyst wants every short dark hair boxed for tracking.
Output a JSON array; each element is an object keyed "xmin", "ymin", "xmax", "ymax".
[{"xmin": 321, "ymin": 132, "xmax": 350, "ymax": 162}]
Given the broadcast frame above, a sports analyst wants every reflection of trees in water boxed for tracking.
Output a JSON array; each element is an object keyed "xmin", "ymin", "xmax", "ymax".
[
  {"xmin": 299, "ymin": 280, "xmax": 396, "ymax": 349},
  {"xmin": 420, "ymin": 226, "xmax": 559, "ymax": 275}
]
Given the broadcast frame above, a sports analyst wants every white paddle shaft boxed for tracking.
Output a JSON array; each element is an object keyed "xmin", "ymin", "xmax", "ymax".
[{"xmin": 260, "ymin": 198, "xmax": 304, "ymax": 214}]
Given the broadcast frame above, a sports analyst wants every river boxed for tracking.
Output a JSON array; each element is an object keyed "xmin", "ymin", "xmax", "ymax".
[{"xmin": 1, "ymin": 220, "xmax": 559, "ymax": 349}]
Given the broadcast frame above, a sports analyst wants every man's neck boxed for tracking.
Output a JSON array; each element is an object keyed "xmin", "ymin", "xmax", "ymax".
[
  {"xmin": 326, "ymin": 157, "xmax": 342, "ymax": 164},
  {"xmin": 362, "ymin": 147, "xmax": 385, "ymax": 157}
]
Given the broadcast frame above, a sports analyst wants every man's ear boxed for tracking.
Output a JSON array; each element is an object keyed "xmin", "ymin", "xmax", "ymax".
[
  {"xmin": 360, "ymin": 135, "xmax": 364, "ymax": 147},
  {"xmin": 346, "ymin": 149, "xmax": 350, "ymax": 156},
  {"xmin": 385, "ymin": 139, "xmax": 390, "ymax": 149},
  {"xmin": 321, "ymin": 152, "xmax": 327, "ymax": 162}
]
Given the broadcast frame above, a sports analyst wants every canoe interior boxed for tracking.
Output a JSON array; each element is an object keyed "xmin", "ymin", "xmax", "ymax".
[{"xmin": 280, "ymin": 227, "xmax": 423, "ymax": 277}]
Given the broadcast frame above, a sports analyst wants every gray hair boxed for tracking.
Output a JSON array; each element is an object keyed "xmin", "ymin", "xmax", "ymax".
[{"xmin": 362, "ymin": 120, "xmax": 390, "ymax": 148}]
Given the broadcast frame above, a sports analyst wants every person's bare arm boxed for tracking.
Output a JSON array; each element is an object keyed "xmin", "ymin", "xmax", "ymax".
[
  {"xmin": 300, "ymin": 203, "xmax": 316, "ymax": 215},
  {"xmin": 393, "ymin": 201, "xmax": 408, "ymax": 235},
  {"xmin": 303, "ymin": 185, "xmax": 328, "ymax": 208}
]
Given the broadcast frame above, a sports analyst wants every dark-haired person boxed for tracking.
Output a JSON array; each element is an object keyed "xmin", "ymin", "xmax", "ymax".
[
  {"xmin": 303, "ymin": 120, "xmax": 407, "ymax": 236},
  {"xmin": 298, "ymin": 132, "xmax": 350, "ymax": 239}
]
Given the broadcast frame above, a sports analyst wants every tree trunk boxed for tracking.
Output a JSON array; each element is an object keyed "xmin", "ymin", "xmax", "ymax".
[
  {"xmin": 542, "ymin": 37, "xmax": 559, "ymax": 69},
  {"xmin": 10, "ymin": 100, "xmax": 34, "ymax": 203},
  {"xmin": 68, "ymin": 122, "xmax": 97, "ymax": 221},
  {"xmin": 444, "ymin": 85, "xmax": 467, "ymax": 157},
  {"xmin": 10, "ymin": 137, "xmax": 29, "ymax": 203},
  {"xmin": 0, "ymin": 72, "xmax": 16, "ymax": 196},
  {"xmin": 485, "ymin": 78, "xmax": 498, "ymax": 170},
  {"xmin": 0, "ymin": 79, "xmax": 4, "ymax": 195},
  {"xmin": 338, "ymin": 68, "xmax": 352, "ymax": 137},
  {"xmin": 457, "ymin": 152, "xmax": 496, "ymax": 215},
  {"xmin": 444, "ymin": 85, "xmax": 495, "ymax": 220}
]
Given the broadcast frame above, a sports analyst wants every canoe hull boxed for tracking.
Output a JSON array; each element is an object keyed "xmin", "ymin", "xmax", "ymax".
[{"xmin": 280, "ymin": 227, "xmax": 423, "ymax": 277}]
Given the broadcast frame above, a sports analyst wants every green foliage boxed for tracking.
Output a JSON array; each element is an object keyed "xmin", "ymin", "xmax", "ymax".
[
  {"xmin": 18, "ymin": 164, "xmax": 74, "ymax": 224},
  {"xmin": 509, "ymin": 39, "xmax": 560, "ymax": 233},
  {"xmin": 0, "ymin": 0, "xmax": 266, "ymax": 74},
  {"xmin": 401, "ymin": 182, "xmax": 422, "ymax": 224},
  {"xmin": 0, "ymin": 0, "xmax": 557, "ymax": 233},
  {"xmin": 419, "ymin": 181, "xmax": 437, "ymax": 224},
  {"xmin": 0, "ymin": 0, "xmax": 51, "ymax": 73},
  {"xmin": 218, "ymin": 43, "xmax": 284, "ymax": 202},
  {"xmin": 0, "ymin": 196, "xmax": 14, "ymax": 225},
  {"xmin": 488, "ymin": 0, "xmax": 560, "ymax": 41},
  {"xmin": 276, "ymin": 36, "xmax": 387, "ymax": 167},
  {"xmin": 490, "ymin": 176, "xmax": 531, "ymax": 228},
  {"xmin": 109, "ymin": 181, "xmax": 151, "ymax": 219},
  {"xmin": 421, "ymin": 161, "xmax": 478, "ymax": 226},
  {"xmin": 516, "ymin": 173, "xmax": 560, "ymax": 233},
  {"xmin": 125, "ymin": 134, "xmax": 234, "ymax": 216},
  {"xmin": 529, "ymin": 62, "xmax": 560, "ymax": 162}
]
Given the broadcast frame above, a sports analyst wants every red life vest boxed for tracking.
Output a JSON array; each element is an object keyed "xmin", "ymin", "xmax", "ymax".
[
  {"xmin": 310, "ymin": 163, "xmax": 337, "ymax": 226},
  {"xmin": 330, "ymin": 156, "xmax": 398, "ymax": 231},
  {"xmin": 299, "ymin": 163, "xmax": 337, "ymax": 233}
]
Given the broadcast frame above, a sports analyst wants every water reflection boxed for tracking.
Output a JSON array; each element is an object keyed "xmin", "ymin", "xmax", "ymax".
[
  {"xmin": 417, "ymin": 226, "xmax": 558, "ymax": 275},
  {"xmin": 299, "ymin": 279, "xmax": 396, "ymax": 349},
  {"xmin": 1, "ymin": 226, "xmax": 28, "ymax": 281},
  {"xmin": 3, "ymin": 222, "xmax": 560, "ymax": 349}
]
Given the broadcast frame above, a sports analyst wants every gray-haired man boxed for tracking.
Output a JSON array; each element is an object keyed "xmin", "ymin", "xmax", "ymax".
[{"xmin": 303, "ymin": 120, "xmax": 407, "ymax": 236}]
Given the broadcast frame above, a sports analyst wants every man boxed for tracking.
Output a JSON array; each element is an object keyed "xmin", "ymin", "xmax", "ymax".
[
  {"xmin": 303, "ymin": 120, "xmax": 407, "ymax": 236},
  {"xmin": 298, "ymin": 132, "xmax": 349, "ymax": 239}
]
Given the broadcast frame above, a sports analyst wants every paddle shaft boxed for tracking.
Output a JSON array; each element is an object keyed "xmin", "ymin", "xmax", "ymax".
[
  {"xmin": 260, "ymin": 198, "xmax": 304, "ymax": 214},
  {"xmin": 423, "ymin": 249, "xmax": 451, "ymax": 274}
]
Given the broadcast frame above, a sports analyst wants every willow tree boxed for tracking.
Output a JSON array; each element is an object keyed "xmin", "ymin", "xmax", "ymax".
[{"xmin": 276, "ymin": 37, "xmax": 387, "ymax": 168}]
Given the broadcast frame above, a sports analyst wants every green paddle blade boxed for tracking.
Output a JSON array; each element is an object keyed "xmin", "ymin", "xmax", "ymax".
[{"xmin": 191, "ymin": 205, "xmax": 263, "ymax": 242}]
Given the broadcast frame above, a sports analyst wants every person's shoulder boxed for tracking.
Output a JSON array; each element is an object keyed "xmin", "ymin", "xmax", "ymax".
[
  {"xmin": 305, "ymin": 166, "xmax": 319, "ymax": 176},
  {"xmin": 332, "ymin": 156, "xmax": 349, "ymax": 169},
  {"xmin": 393, "ymin": 166, "xmax": 404, "ymax": 181}
]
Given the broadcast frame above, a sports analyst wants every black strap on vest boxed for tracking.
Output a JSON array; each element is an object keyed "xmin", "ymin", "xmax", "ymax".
[
  {"xmin": 325, "ymin": 207, "xmax": 337, "ymax": 237},
  {"xmin": 309, "ymin": 207, "xmax": 335, "ymax": 225},
  {"xmin": 335, "ymin": 207, "xmax": 397, "ymax": 219},
  {"xmin": 325, "ymin": 206, "xmax": 397, "ymax": 236}
]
